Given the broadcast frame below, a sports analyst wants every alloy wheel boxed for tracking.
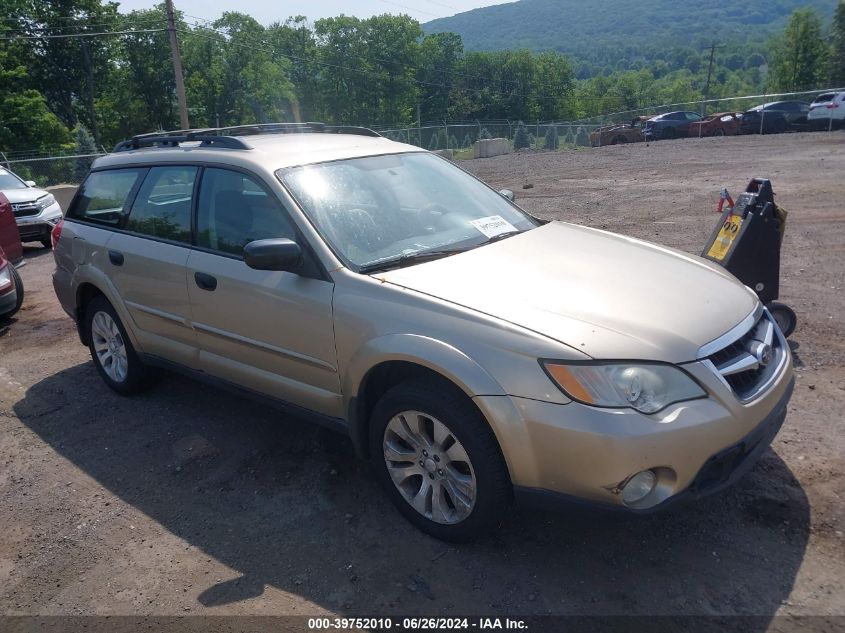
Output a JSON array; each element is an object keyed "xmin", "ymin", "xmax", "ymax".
[
  {"xmin": 91, "ymin": 311, "xmax": 128, "ymax": 383},
  {"xmin": 383, "ymin": 410, "xmax": 476, "ymax": 525}
]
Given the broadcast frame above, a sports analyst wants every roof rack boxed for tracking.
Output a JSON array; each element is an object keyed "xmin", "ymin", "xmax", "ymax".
[
  {"xmin": 112, "ymin": 134, "xmax": 250, "ymax": 153},
  {"xmin": 112, "ymin": 122, "xmax": 381, "ymax": 153}
]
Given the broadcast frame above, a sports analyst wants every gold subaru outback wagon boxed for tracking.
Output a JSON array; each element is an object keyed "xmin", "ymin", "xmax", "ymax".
[{"xmin": 52, "ymin": 124, "xmax": 793, "ymax": 541}]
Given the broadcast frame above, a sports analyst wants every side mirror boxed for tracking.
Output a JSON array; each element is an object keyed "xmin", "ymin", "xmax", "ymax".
[
  {"xmin": 24, "ymin": 180, "xmax": 36, "ymax": 187},
  {"xmin": 499, "ymin": 189, "xmax": 515, "ymax": 202},
  {"xmin": 243, "ymin": 238, "xmax": 302, "ymax": 272}
]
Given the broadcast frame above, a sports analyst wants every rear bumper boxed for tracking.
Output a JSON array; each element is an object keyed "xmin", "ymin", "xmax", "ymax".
[{"xmin": 512, "ymin": 376, "xmax": 794, "ymax": 514}]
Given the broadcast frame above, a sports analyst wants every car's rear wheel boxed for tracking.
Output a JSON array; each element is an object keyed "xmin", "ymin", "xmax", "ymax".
[
  {"xmin": 86, "ymin": 295, "xmax": 153, "ymax": 395},
  {"xmin": 1, "ymin": 265, "xmax": 24, "ymax": 320},
  {"xmin": 370, "ymin": 380, "xmax": 512, "ymax": 542}
]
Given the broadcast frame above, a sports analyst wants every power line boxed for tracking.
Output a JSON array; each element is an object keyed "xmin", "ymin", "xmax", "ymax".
[{"xmin": 0, "ymin": 28, "xmax": 166, "ymax": 41}]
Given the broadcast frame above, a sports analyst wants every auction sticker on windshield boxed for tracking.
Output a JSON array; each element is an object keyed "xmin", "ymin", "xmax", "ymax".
[{"xmin": 470, "ymin": 215, "xmax": 518, "ymax": 238}]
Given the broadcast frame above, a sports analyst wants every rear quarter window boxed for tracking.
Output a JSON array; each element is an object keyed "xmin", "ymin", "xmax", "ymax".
[{"xmin": 68, "ymin": 168, "xmax": 147, "ymax": 227}]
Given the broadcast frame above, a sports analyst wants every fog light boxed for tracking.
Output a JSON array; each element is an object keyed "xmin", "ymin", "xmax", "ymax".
[{"xmin": 621, "ymin": 470, "xmax": 656, "ymax": 505}]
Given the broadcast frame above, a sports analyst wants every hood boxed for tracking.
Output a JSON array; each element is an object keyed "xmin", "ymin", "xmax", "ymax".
[
  {"xmin": 376, "ymin": 222, "xmax": 757, "ymax": 363},
  {"xmin": 0, "ymin": 187, "xmax": 48, "ymax": 204}
]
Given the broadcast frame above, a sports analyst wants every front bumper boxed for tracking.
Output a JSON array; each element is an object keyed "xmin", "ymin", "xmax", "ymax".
[
  {"xmin": 474, "ymin": 352, "xmax": 793, "ymax": 511},
  {"xmin": 15, "ymin": 202, "xmax": 61, "ymax": 242},
  {"xmin": 0, "ymin": 285, "xmax": 18, "ymax": 316}
]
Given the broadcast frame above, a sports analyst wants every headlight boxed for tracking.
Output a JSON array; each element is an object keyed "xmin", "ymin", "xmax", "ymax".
[
  {"xmin": 540, "ymin": 361, "xmax": 706, "ymax": 414},
  {"xmin": 36, "ymin": 193, "xmax": 56, "ymax": 211},
  {"xmin": 0, "ymin": 265, "xmax": 11, "ymax": 290}
]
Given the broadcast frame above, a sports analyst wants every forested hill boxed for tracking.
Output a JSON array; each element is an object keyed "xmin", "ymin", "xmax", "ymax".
[{"xmin": 424, "ymin": 0, "xmax": 838, "ymax": 72}]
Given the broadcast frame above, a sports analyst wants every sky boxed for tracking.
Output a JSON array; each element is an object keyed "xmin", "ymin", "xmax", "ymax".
[{"xmin": 116, "ymin": 0, "xmax": 512, "ymax": 25}]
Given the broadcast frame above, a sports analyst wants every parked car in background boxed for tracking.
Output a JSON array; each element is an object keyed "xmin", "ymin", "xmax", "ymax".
[
  {"xmin": 590, "ymin": 116, "xmax": 649, "ymax": 146},
  {"xmin": 0, "ymin": 192, "xmax": 24, "ymax": 319},
  {"xmin": 807, "ymin": 91, "xmax": 845, "ymax": 130},
  {"xmin": 643, "ymin": 111, "xmax": 702, "ymax": 140},
  {"xmin": 688, "ymin": 112, "xmax": 742, "ymax": 137},
  {"xmin": 739, "ymin": 101, "xmax": 809, "ymax": 135},
  {"xmin": 0, "ymin": 167, "xmax": 62, "ymax": 248},
  {"xmin": 52, "ymin": 125, "xmax": 793, "ymax": 541}
]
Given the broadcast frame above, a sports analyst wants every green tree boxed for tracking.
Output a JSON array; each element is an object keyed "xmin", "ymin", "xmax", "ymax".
[
  {"xmin": 9, "ymin": 0, "xmax": 120, "ymax": 140},
  {"xmin": 512, "ymin": 121, "xmax": 530, "ymax": 149},
  {"xmin": 831, "ymin": 1, "xmax": 845, "ymax": 85},
  {"xmin": 0, "ymin": 45, "xmax": 72, "ymax": 153},
  {"xmin": 269, "ymin": 16, "xmax": 321, "ymax": 121},
  {"xmin": 73, "ymin": 124, "xmax": 97, "ymax": 182},
  {"xmin": 769, "ymin": 8, "xmax": 830, "ymax": 92},
  {"xmin": 543, "ymin": 125, "xmax": 559, "ymax": 149}
]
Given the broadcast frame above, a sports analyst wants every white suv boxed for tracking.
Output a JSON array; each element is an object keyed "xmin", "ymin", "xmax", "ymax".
[
  {"xmin": 0, "ymin": 167, "xmax": 62, "ymax": 248},
  {"xmin": 808, "ymin": 91, "xmax": 845, "ymax": 130}
]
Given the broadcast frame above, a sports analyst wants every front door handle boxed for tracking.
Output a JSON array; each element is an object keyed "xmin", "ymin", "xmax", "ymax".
[
  {"xmin": 194, "ymin": 272, "xmax": 217, "ymax": 291},
  {"xmin": 108, "ymin": 250, "xmax": 124, "ymax": 266}
]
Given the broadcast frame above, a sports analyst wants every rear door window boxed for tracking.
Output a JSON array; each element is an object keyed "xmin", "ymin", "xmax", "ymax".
[
  {"xmin": 125, "ymin": 166, "xmax": 197, "ymax": 243},
  {"xmin": 68, "ymin": 168, "xmax": 147, "ymax": 226}
]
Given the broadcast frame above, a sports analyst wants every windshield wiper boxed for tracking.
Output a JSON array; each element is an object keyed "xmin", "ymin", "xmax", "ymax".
[
  {"xmin": 478, "ymin": 230, "xmax": 521, "ymax": 245},
  {"xmin": 358, "ymin": 231, "xmax": 525, "ymax": 274},
  {"xmin": 358, "ymin": 247, "xmax": 470, "ymax": 274}
]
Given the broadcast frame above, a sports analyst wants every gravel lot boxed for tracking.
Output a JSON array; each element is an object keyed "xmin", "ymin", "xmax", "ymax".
[{"xmin": 0, "ymin": 132, "xmax": 843, "ymax": 623}]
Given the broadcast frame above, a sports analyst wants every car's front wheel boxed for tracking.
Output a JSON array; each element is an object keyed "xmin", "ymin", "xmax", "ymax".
[
  {"xmin": 86, "ymin": 295, "xmax": 153, "ymax": 395},
  {"xmin": 0, "ymin": 265, "xmax": 24, "ymax": 320},
  {"xmin": 370, "ymin": 380, "xmax": 512, "ymax": 542}
]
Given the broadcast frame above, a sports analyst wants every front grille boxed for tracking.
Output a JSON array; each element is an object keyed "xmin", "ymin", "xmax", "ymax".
[
  {"xmin": 12, "ymin": 201, "xmax": 40, "ymax": 218},
  {"xmin": 706, "ymin": 311, "xmax": 785, "ymax": 401}
]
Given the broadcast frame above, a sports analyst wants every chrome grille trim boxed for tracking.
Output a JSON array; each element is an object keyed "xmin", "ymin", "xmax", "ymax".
[
  {"xmin": 11, "ymin": 201, "xmax": 40, "ymax": 217},
  {"xmin": 697, "ymin": 303, "xmax": 763, "ymax": 359},
  {"xmin": 703, "ymin": 308, "xmax": 787, "ymax": 403}
]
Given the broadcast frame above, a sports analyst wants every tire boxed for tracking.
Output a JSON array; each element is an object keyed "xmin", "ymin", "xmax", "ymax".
[
  {"xmin": 1, "ymin": 265, "xmax": 24, "ymax": 320},
  {"xmin": 768, "ymin": 302, "xmax": 797, "ymax": 338},
  {"xmin": 661, "ymin": 127, "xmax": 675, "ymax": 140},
  {"xmin": 369, "ymin": 379, "xmax": 512, "ymax": 542},
  {"xmin": 85, "ymin": 295, "xmax": 154, "ymax": 395}
]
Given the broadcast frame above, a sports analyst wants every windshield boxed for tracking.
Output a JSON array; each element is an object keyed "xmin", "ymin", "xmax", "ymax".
[
  {"xmin": 0, "ymin": 169, "xmax": 27, "ymax": 190},
  {"xmin": 278, "ymin": 152, "xmax": 539, "ymax": 271}
]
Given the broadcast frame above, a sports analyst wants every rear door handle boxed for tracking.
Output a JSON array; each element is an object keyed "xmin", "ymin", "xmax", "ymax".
[
  {"xmin": 194, "ymin": 272, "xmax": 217, "ymax": 291},
  {"xmin": 108, "ymin": 250, "xmax": 124, "ymax": 266}
]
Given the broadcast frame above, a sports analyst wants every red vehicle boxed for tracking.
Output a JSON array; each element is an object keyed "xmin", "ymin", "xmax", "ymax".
[
  {"xmin": 688, "ymin": 112, "xmax": 742, "ymax": 137},
  {"xmin": 0, "ymin": 192, "xmax": 24, "ymax": 319}
]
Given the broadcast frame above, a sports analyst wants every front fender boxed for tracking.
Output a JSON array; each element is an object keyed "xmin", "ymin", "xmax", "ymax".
[
  {"xmin": 342, "ymin": 333, "xmax": 506, "ymax": 404},
  {"xmin": 342, "ymin": 333, "xmax": 543, "ymax": 485}
]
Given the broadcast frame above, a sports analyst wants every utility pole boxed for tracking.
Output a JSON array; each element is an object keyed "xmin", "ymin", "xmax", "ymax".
[
  {"xmin": 701, "ymin": 42, "xmax": 724, "ymax": 117},
  {"xmin": 165, "ymin": 0, "xmax": 190, "ymax": 130}
]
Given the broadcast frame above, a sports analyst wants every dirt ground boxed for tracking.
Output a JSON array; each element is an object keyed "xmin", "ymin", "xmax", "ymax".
[{"xmin": 0, "ymin": 132, "xmax": 843, "ymax": 624}]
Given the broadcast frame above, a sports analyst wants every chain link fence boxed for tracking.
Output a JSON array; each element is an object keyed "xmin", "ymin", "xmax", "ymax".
[
  {"xmin": 1, "ymin": 88, "xmax": 842, "ymax": 182},
  {"xmin": 1, "ymin": 152, "xmax": 106, "ymax": 188},
  {"xmin": 375, "ymin": 86, "xmax": 845, "ymax": 153}
]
